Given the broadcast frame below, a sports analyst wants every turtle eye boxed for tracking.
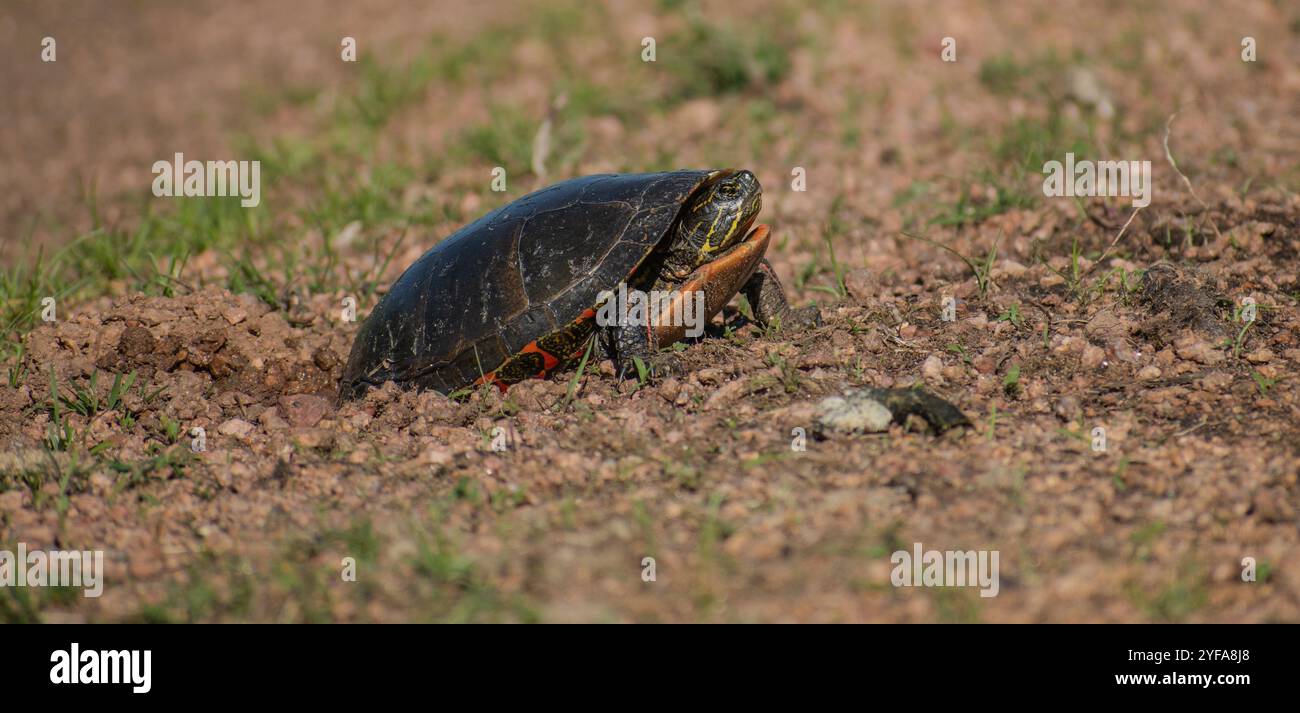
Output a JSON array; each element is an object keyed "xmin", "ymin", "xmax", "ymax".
[{"xmin": 716, "ymin": 183, "xmax": 741, "ymax": 200}]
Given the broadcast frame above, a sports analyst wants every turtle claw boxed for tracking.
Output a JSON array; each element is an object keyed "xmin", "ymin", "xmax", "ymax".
[
  {"xmin": 743, "ymin": 260, "xmax": 823, "ymax": 333},
  {"xmin": 766, "ymin": 305, "xmax": 822, "ymax": 332},
  {"xmin": 786, "ymin": 305, "xmax": 823, "ymax": 330},
  {"xmin": 618, "ymin": 353, "xmax": 683, "ymax": 384}
]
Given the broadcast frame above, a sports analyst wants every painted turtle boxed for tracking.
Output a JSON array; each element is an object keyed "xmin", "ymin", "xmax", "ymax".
[{"xmin": 339, "ymin": 169, "xmax": 820, "ymax": 399}]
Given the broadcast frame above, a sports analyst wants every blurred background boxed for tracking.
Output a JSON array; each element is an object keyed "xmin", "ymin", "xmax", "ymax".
[{"xmin": 2, "ymin": 0, "xmax": 1296, "ymax": 284}]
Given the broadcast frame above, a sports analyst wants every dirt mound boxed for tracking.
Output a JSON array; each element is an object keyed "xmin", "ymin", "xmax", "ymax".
[
  {"xmin": 1137, "ymin": 262, "xmax": 1230, "ymax": 346},
  {"xmin": 5, "ymin": 287, "xmax": 346, "ymax": 447}
]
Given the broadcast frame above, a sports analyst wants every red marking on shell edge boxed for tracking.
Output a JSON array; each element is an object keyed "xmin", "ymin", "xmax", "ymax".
[
  {"xmin": 521, "ymin": 341, "xmax": 561, "ymax": 371},
  {"xmin": 471, "ymin": 371, "xmax": 509, "ymax": 393},
  {"xmin": 471, "ymin": 310, "xmax": 597, "ymax": 393}
]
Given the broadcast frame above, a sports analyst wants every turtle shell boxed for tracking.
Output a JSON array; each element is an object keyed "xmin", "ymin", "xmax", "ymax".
[{"xmin": 339, "ymin": 170, "xmax": 716, "ymax": 398}]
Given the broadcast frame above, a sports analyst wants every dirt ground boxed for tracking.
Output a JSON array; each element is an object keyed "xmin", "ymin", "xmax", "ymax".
[{"xmin": 2, "ymin": 0, "xmax": 1298, "ymax": 622}]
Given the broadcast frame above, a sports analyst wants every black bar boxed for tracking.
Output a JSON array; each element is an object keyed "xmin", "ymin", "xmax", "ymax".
[{"xmin": 0, "ymin": 624, "xmax": 1287, "ymax": 702}]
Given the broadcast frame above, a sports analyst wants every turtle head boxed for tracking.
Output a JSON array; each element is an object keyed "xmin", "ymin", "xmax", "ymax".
[{"xmin": 668, "ymin": 169, "xmax": 763, "ymax": 276}]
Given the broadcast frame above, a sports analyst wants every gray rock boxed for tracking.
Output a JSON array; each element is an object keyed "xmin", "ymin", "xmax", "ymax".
[
  {"xmin": 814, "ymin": 387, "xmax": 972, "ymax": 438},
  {"xmin": 814, "ymin": 393, "xmax": 894, "ymax": 436}
]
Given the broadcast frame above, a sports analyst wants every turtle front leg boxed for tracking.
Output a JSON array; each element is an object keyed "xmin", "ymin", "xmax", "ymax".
[
  {"xmin": 742, "ymin": 259, "xmax": 822, "ymax": 330},
  {"xmin": 657, "ymin": 224, "xmax": 820, "ymax": 338}
]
